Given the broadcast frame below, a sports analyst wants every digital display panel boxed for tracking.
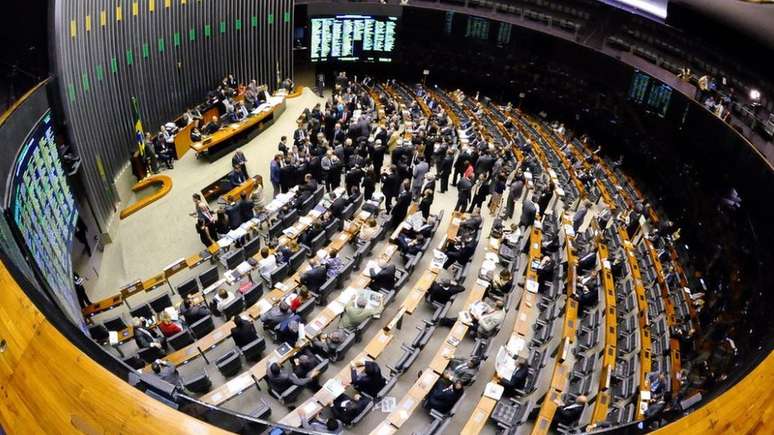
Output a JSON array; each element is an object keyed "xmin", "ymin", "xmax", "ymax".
[
  {"xmin": 9, "ymin": 110, "xmax": 79, "ymax": 322},
  {"xmin": 628, "ymin": 71, "xmax": 672, "ymax": 117},
  {"xmin": 310, "ymin": 15, "xmax": 398, "ymax": 62}
]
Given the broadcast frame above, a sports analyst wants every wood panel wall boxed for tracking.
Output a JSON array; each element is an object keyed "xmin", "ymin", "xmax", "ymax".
[{"xmin": 0, "ymin": 260, "xmax": 229, "ymax": 434}]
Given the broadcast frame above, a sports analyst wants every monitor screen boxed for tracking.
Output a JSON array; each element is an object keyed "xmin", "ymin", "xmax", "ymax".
[
  {"xmin": 628, "ymin": 71, "xmax": 672, "ymax": 117},
  {"xmin": 310, "ymin": 14, "xmax": 399, "ymax": 63},
  {"xmin": 8, "ymin": 109, "xmax": 79, "ymax": 323}
]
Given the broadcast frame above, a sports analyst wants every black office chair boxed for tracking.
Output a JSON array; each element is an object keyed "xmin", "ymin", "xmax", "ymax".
[
  {"xmin": 341, "ymin": 203, "xmax": 355, "ymax": 220},
  {"xmin": 300, "ymin": 196, "xmax": 316, "ymax": 215},
  {"xmin": 268, "ymin": 219, "xmax": 284, "ymax": 241},
  {"xmin": 129, "ymin": 304, "xmax": 154, "ymax": 321},
  {"xmin": 303, "ymin": 232, "xmax": 326, "ymax": 257},
  {"xmin": 243, "ymin": 237, "xmax": 261, "ymax": 258},
  {"xmin": 282, "ymin": 209, "xmax": 299, "ymax": 227},
  {"xmin": 295, "ymin": 297, "xmax": 316, "ymax": 318},
  {"xmin": 332, "ymin": 331, "xmax": 357, "ymax": 362},
  {"xmin": 221, "ymin": 296, "xmax": 245, "ymax": 321},
  {"xmin": 267, "ymin": 262, "xmax": 289, "ymax": 287},
  {"xmin": 102, "ymin": 316, "xmax": 127, "ymax": 332},
  {"xmin": 346, "ymin": 396, "xmax": 374, "ymax": 427},
  {"xmin": 167, "ymin": 330, "xmax": 196, "ymax": 350},
  {"xmin": 198, "ymin": 266, "xmax": 220, "ymax": 290},
  {"xmin": 324, "ymin": 217, "xmax": 342, "ymax": 241},
  {"xmin": 176, "ymin": 277, "xmax": 200, "ymax": 298},
  {"xmin": 267, "ymin": 381, "xmax": 302, "ymax": 405},
  {"xmin": 216, "ymin": 349, "xmax": 243, "ymax": 377},
  {"xmin": 242, "ymin": 282, "xmax": 264, "ymax": 308},
  {"xmin": 239, "ymin": 337, "xmax": 266, "ymax": 362},
  {"xmin": 183, "ymin": 370, "xmax": 213, "ymax": 394},
  {"xmin": 315, "ymin": 276, "xmax": 337, "ymax": 305},
  {"xmin": 149, "ymin": 293, "xmax": 173, "ymax": 313},
  {"xmin": 288, "ymin": 247, "xmax": 308, "ymax": 272},
  {"xmin": 189, "ymin": 315, "xmax": 215, "ymax": 338},
  {"xmin": 137, "ymin": 346, "xmax": 164, "ymax": 364}
]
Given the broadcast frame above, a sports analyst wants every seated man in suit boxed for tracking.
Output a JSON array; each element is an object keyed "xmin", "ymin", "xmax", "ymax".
[
  {"xmin": 350, "ymin": 359, "xmax": 386, "ymax": 397},
  {"xmin": 328, "ymin": 191, "xmax": 348, "ymax": 219},
  {"xmin": 427, "ymin": 278, "xmax": 466, "ymax": 305},
  {"xmin": 266, "ymin": 362, "xmax": 319, "ymax": 393},
  {"xmin": 203, "ymin": 115, "xmax": 221, "ymax": 135},
  {"xmin": 536, "ymin": 255, "xmax": 557, "ymax": 287},
  {"xmin": 444, "ymin": 355, "xmax": 481, "ymax": 386},
  {"xmin": 395, "ymin": 233, "xmax": 425, "ymax": 260},
  {"xmin": 424, "ymin": 378, "xmax": 464, "ymax": 415},
  {"xmin": 501, "ymin": 359, "xmax": 529, "ymax": 395},
  {"xmin": 300, "ymin": 222, "xmax": 324, "ymax": 248},
  {"xmin": 291, "ymin": 348, "xmax": 320, "ymax": 379},
  {"xmin": 442, "ymin": 235, "xmax": 476, "ymax": 269},
  {"xmin": 340, "ymin": 294, "xmax": 383, "ymax": 330},
  {"xmin": 260, "ymin": 301, "xmax": 292, "ymax": 330},
  {"xmin": 310, "ymin": 329, "xmax": 347, "ymax": 359},
  {"xmin": 298, "ymin": 173, "xmax": 318, "ymax": 201},
  {"xmin": 275, "ymin": 314, "xmax": 302, "ymax": 345},
  {"xmin": 179, "ymin": 296, "xmax": 211, "ymax": 325},
  {"xmin": 229, "ymin": 163, "xmax": 247, "ymax": 189},
  {"xmin": 554, "ymin": 395, "xmax": 588, "ymax": 426},
  {"xmin": 230, "ymin": 315, "xmax": 258, "ymax": 347},
  {"xmin": 151, "ymin": 359, "xmax": 181, "ymax": 386},
  {"xmin": 488, "ymin": 269, "xmax": 513, "ymax": 301},
  {"xmin": 132, "ymin": 317, "xmax": 166, "ymax": 352},
  {"xmin": 332, "ymin": 393, "xmax": 371, "ymax": 426},
  {"xmin": 368, "ymin": 262, "xmax": 396, "ymax": 292},
  {"xmin": 300, "ymin": 258, "xmax": 329, "ymax": 294}
]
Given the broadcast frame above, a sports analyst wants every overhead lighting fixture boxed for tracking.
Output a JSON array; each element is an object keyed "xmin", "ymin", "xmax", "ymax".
[{"xmin": 750, "ymin": 89, "xmax": 761, "ymax": 101}]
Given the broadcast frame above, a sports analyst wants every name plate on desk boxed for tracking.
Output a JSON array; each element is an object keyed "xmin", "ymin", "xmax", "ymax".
[{"xmin": 120, "ymin": 280, "xmax": 143, "ymax": 298}]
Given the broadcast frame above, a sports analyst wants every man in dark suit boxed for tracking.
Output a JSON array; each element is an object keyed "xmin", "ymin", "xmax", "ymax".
[
  {"xmin": 390, "ymin": 184, "xmax": 412, "ymax": 229},
  {"xmin": 555, "ymin": 395, "xmax": 588, "ymax": 426},
  {"xmin": 300, "ymin": 259, "xmax": 329, "ymax": 293},
  {"xmin": 425, "ymin": 379, "xmax": 463, "ymax": 415},
  {"xmin": 229, "ymin": 164, "xmax": 247, "ymax": 189},
  {"xmin": 238, "ymin": 192, "xmax": 254, "ymax": 222},
  {"xmin": 506, "ymin": 177, "xmax": 525, "ymax": 220},
  {"xmin": 328, "ymin": 192, "xmax": 348, "ymax": 219},
  {"xmin": 455, "ymin": 175, "xmax": 472, "ymax": 212},
  {"xmin": 267, "ymin": 362, "xmax": 319, "ymax": 393},
  {"xmin": 439, "ymin": 149, "xmax": 454, "ymax": 193},
  {"xmin": 230, "ymin": 315, "xmax": 259, "ymax": 347},
  {"xmin": 520, "ymin": 196, "xmax": 538, "ymax": 228},
  {"xmin": 332, "ymin": 122, "xmax": 346, "ymax": 144},
  {"xmin": 369, "ymin": 264, "xmax": 396, "ymax": 291},
  {"xmin": 381, "ymin": 165, "xmax": 401, "ymax": 213},
  {"xmin": 427, "ymin": 278, "xmax": 466, "ymax": 305},
  {"xmin": 332, "ymin": 393, "xmax": 370, "ymax": 425}
]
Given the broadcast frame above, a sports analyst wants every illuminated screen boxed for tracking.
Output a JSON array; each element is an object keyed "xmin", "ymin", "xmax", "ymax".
[
  {"xmin": 628, "ymin": 71, "xmax": 672, "ymax": 117},
  {"xmin": 9, "ymin": 110, "xmax": 79, "ymax": 322},
  {"xmin": 310, "ymin": 15, "xmax": 399, "ymax": 62}
]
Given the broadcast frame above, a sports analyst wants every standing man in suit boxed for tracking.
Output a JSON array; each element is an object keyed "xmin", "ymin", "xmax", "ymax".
[
  {"xmin": 229, "ymin": 164, "xmax": 247, "ymax": 189},
  {"xmin": 455, "ymin": 174, "xmax": 472, "ymax": 212},
  {"xmin": 506, "ymin": 176, "xmax": 525, "ymax": 220},
  {"xmin": 270, "ymin": 154, "xmax": 282, "ymax": 198},
  {"xmin": 381, "ymin": 165, "xmax": 401, "ymax": 213},
  {"xmin": 411, "ymin": 156, "xmax": 430, "ymax": 200},
  {"xmin": 439, "ymin": 149, "xmax": 454, "ymax": 193},
  {"xmin": 232, "ymin": 150, "xmax": 248, "ymax": 177}
]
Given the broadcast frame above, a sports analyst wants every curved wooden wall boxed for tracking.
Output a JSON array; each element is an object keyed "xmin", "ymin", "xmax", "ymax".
[
  {"xmin": 0, "ymin": 260, "xmax": 228, "ymax": 434},
  {"xmin": 654, "ymin": 351, "xmax": 774, "ymax": 434}
]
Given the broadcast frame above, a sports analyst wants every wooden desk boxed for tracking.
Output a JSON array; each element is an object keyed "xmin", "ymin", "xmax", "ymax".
[
  {"xmin": 119, "ymin": 175, "xmax": 173, "ymax": 220},
  {"xmin": 191, "ymin": 98, "xmax": 286, "ymax": 159},
  {"xmin": 173, "ymin": 122, "xmax": 195, "ymax": 159},
  {"xmin": 385, "ymin": 370, "xmax": 440, "ymax": 429}
]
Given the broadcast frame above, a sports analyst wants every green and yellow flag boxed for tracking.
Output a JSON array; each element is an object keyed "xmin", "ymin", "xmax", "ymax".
[{"xmin": 131, "ymin": 97, "xmax": 146, "ymax": 156}]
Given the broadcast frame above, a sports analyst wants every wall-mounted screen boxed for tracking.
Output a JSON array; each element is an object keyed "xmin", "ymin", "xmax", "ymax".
[
  {"xmin": 310, "ymin": 14, "xmax": 399, "ymax": 62},
  {"xmin": 7, "ymin": 109, "xmax": 80, "ymax": 324},
  {"xmin": 628, "ymin": 70, "xmax": 672, "ymax": 117}
]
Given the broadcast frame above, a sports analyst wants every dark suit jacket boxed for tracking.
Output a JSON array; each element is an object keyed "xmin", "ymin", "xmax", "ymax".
[
  {"xmin": 329, "ymin": 197, "xmax": 348, "ymax": 218},
  {"xmin": 230, "ymin": 322, "xmax": 258, "ymax": 347},
  {"xmin": 301, "ymin": 266, "xmax": 328, "ymax": 291},
  {"xmin": 371, "ymin": 265, "xmax": 396, "ymax": 290},
  {"xmin": 426, "ymin": 379, "xmax": 462, "ymax": 414}
]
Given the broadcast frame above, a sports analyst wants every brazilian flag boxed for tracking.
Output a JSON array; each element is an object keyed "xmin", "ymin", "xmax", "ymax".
[{"xmin": 131, "ymin": 97, "xmax": 146, "ymax": 156}]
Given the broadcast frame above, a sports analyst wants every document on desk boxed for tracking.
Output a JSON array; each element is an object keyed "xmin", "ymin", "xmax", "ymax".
[
  {"xmin": 495, "ymin": 347, "xmax": 516, "ymax": 379},
  {"xmin": 484, "ymin": 382, "xmax": 505, "ymax": 400},
  {"xmin": 217, "ymin": 237, "xmax": 233, "ymax": 248},
  {"xmin": 236, "ymin": 261, "xmax": 252, "ymax": 275},
  {"xmin": 525, "ymin": 278, "xmax": 539, "ymax": 293},
  {"xmin": 337, "ymin": 287, "xmax": 358, "ymax": 304},
  {"xmin": 322, "ymin": 378, "xmax": 345, "ymax": 398},
  {"xmin": 362, "ymin": 261, "xmax": 381, "ymax": 277}
]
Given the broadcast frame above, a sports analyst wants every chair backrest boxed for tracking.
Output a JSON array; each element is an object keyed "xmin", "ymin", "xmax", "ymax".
[
  {"xmin": 176, "ymin": 277, "xmax": 200, "ymax": 298},
  {"xmin": 341, "ymin": 203, "xmax": 355, "ymax": 220},
  {"xmin": 334, "ymin": 331, "xmax": 356, "ymax": 361},
  {"xmin": 221, "ymin": 295, "xmax": 245, "ymax": 321},
  {"xmin": 102, "ymin": 316, "xmax": 126, "ymax": 332},
  {"xmin": 137, "ymin": 345, "xmax": 164, "ymax": 363},
  {"xmin": 149, "ymin": 293, "xmax": 173, "ymax": 313},
  {"xmin": 313, "ymin": 185, "xmax": 324, "ymax": 202},
  {"xmin": 282, "ymin": 209, "xmax": 299, "ymax": 228},
  {"xmin": 190, "ymin": 315, "xmax": 215, "ymax": 338},
  {"xmin": 168, "ymin": 330, "xmax": 196, "ymax": 350},
  {"xmin": 310, "ymin": 231, "xmax": 326, "ymax": 253},
  {"xmin": 198, "ymin": 266, "xmax": 220, "ymax": 290},
  {"xmin": 129, "ymin": 304, "xmax": 154, "ymax": 320},
  {"xmin": 295, "ymin": 298, "xmax": 316, "ymax": 318},
  {"xmin": 316, "ymin": 276, "xmax": 337, "ymax": 305},
  {"xmin": 243, "ymin": 237, "xmax": 261, "ymax": 258},
  {"xmin": 300, "ymin": 196, "xmax": 316, "ymax": 215},
  {"xmin": 225, "ymin": 248, "xmax": 246, "ymax": 270},
  {"xmin": 268, "ymin": 219, "xmax": 284, "ymax": 240},
  {"xmin": 324, "ymin": 218, "xmax": 341, "ymax": 241},
  {"xmin": 269, "ymin": 262, "xmax": 289, "ymax": 286},
  {"xmin": 183, "ymin": 370, "xmax": 212, "ymax": 394},
  {"xmin": 240, "ymin": 337, "xmax": 266, "ymax": 362},
  {"xmin": 242, "ymin": 282, "xmax": 263, "ymax": 308},
  {"xmin": 216, "ymin": 349, "xmax": 243, "ymax": 377},
  {"xmin": 289, "ymin": 247, "xmax": 307, "ymax": 272}
]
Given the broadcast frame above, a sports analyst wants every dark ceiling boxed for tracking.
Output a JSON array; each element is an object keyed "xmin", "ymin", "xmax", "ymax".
[{"xmin": 672, "ymin": 0, "xmax": 774, "ymax": 50}]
